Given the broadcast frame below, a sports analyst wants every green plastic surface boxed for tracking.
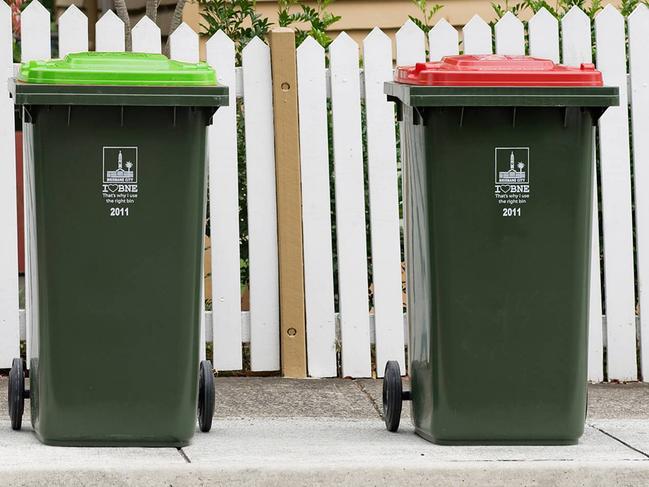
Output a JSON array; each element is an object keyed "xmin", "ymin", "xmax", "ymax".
[
  {"xmin": 19, "ymin": 52, "xmax": 216, "ymax": 86},
  {"xmin": 390, "ymin": 83, "xmax": 619, "ymax": 445},
  {"xmin": 23, "ymin": 103, "xmax": 211, "ymax": 447}
]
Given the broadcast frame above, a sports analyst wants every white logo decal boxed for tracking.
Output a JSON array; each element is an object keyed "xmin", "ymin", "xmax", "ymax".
[
  {"xmin": 496, "ymin": 150, "xmax": 528, "ymax": 185},
  {"xmin": 494, "ymin": 147, "xmax": 530, "ymax": 211},
  {"xmin": 102, "ymin": 146, "xmax": 139, "ymax": 216},
  {"xmin": 104, "ymin": 149, "xmax": 136, "ymax": 183}
]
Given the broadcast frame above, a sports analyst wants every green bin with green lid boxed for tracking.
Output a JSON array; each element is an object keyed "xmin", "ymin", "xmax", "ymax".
[
  {"xmin": 382, "ymin": 55, "xmax": 618, "ymax": 444},
  {"xmin": 6, "ymin": 52, "xmax": 227, "ymax": 446}
]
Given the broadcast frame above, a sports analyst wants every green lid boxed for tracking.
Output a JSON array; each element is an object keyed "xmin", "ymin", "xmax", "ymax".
[{"xmin": 19, "ymin": 52, "xmax": 217, "ymax": 86}]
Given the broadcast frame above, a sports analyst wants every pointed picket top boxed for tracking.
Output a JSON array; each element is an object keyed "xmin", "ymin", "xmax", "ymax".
[
  {"xmin": 363, "ymin": 27, "xmax": 392, "ymax": 97},
  {"xmin": 364, "ymin": 25, "xmax": 390, "ymax": 44},
  {"xmin": 363, "ymin": 26, "xmax": 391, "ymax": 58},
  {"xmin": 131, "ymin": 15, "xmax": 161, "ymax": 53},
  {"xmin": 562, "ymin": 5, "xmax": 590, "ymax": 24},
  {"xmin": 561, "ymin": 6, "xmax": 592, "ymax": 65},
  {"xmin": 630, "ymin": 2, "xmax": 649, "ymax": 19},
  {"xmin": 395, "ymin": 18, "xmax": 425, "ymax": 41},
  {"xmin": 630, "ymin": 2, "xmax": 649, "ymax": 23},
  {"xmin": 495, "ymin": 11, "xmax": 524, "ymax": 55},
  {"xmin": 242, "ymin": 35, "xmax": 269, "ymax": 58},
  {"xmin": 528, "ymin": 7, "xmax": 559, "ymax": 62},
  {"xmin": 96, "ymin": 10, "xmax": 125, "ymax": 52},
  {"xmin": 21, "ymin": 0, "xmax": 51, "ymax": 62},
  {"xmin": 329, "ymin": 32, "xmax": 360, "ymax": 72},
  {"xmin": 297, "ymin": 34, "xmax": 325, "ymax": 57},
  {"xmin": 462, "ymin": 14, "xmax": 492, "ymax": 55},
  {"xmin": 169, "ymin": 22, "xmax": 198, "ymax": 62},
  {"xmin": 428, "ymin": 18, "xmax": 458, "ymax": 61},
  {"xmin": 395, "ymin": 19, "xmax": 425, "ymax": 65},
  {"xmin": 58, "ymin": 5, "xmax": 88, "ymax": 58},
  {"xmin": 206, "ymin": 30, "xmax": 234, "ymax": 87},
  {"xmin": 594, "ymin": 3, "xmax": 625, "ymax": 78},
  {"xmin": 595, "ymin": 4, "xmax": 626, "ymax": 81},
  {"xmin": 21, "ymin": 0, "xmax": 49, "ymax": 21},
  {"xmin": 21, "ymin": 0, "xmax": 50, "ymax": 26},
  {"xmin": 628, "ymin": 1, "xmax": 649, "ymax": 57},
  {"xmin": 206, "ymin": 29, "xmax": 233, "ymax": 51},
  {"xmin": 330, "ymin": 31, "xmax": 359, "ymax": 53},
  {"xmin": 597, "ymin": 3, "xmax": 624, "ymax": 22}
]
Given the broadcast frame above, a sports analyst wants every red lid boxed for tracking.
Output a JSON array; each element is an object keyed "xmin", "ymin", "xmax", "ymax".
[{"xmin": 395, "ymin": 55, "xmax": 603, "ymax": 87}]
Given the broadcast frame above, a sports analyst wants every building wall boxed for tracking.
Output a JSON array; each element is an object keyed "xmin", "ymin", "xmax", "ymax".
[{"xmin": 183, "ymin": 0, "xmax": 500, "ymax": 49}]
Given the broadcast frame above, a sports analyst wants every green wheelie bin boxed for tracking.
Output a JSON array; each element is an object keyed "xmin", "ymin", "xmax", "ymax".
[
  {"xmin": 6, "ymin": 52, "xmax": 227, "ymax": 446},
  {"xmin": 381, "ymin": 55, "xmax": 618, "ymax": 445}
]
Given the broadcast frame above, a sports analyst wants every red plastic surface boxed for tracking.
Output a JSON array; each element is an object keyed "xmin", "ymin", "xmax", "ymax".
[{"xmin": 395, "ymin": 55, "xmax": 603, "ymax": 87}]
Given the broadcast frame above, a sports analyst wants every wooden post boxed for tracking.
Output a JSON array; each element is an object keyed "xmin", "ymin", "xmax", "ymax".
[
  {"xmin": 269, "ymin": 28, "xmax": 307, "ymax": 378},
  {"xmin": 85, "ymin": 0, "xmax": 98, "ymax": 50}
]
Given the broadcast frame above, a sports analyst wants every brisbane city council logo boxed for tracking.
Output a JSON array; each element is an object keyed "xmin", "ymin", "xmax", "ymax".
[
  {"xmin": 101, "ymin": 147, "xmax": 139, "ymax": 211},
  {"xmin": 494, "ymin": 147, "xmax": 530, "ymax": 206}
]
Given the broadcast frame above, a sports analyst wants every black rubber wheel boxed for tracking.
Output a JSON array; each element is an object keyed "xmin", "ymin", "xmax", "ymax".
[
  {"xmin": 8, "ymin": 358, "xmax": 25, "ymax": 431},
  {"xmin": 383, "ymin": 360, "xmax": 403, "ymax": 432},
  {"xmin": 198, "ymin": 360, "xmax": 215, "ymax": 432}
]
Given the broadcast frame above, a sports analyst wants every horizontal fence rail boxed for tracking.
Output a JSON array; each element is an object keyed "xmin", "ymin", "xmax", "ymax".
[{"xmin": 0, "ymin": 1, "xmax": 647, "ymax": 381}]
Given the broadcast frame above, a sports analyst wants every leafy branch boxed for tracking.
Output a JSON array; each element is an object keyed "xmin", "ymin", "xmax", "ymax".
[
  {"xmin": 198, "ymin": 0, "xmax": 272, "ymax": 63},
  {"xmin": 409, "ymin": 0, "xmax": 443, "ymax": 33},
  {"xmin": 278, "ymin": 0, "xmax": 341, "ymax": 47}
]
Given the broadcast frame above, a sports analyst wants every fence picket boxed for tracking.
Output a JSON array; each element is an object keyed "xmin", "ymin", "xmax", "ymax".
[
  {"xmin": 629, "ymin": 4, "xmax": 649, "ymax": 382},
  {"xmin": 20, "ymin": 0, "xmax": 50, "ymax": 367},
  {"xmin": 20, "ymin": 0, "xmax": 50, "ymax": 62},
  {"xmin": 242, "ymin": 37, "xmax": 280, "ymax": 371},
  {"xmin": 0, "ymin": 2, "xmax": 19, "ymax": 368},
  {"xmin": 329, "ymin": 32, "xmax": 372, "ymax": 377},
  {"xmin": 296, "ymin": 36, "xmax": 337, "ymax": 377},
  {"xmin": 363, "ymin": 28, "xmax": 405, "ymax": 377},
  {"xmin": 205, "ymin": 31, "xmax": 242, "ymax": 371},
  {"xmin": 428, "ymin": 18, "xmax": 459, "ymax": 61},
  {"xmin": 169, "ymin": 22, "xmax": 202, "ymax": 362},
  {"xmin": 396, "ymin": 20, "xmax": 426, "ymax": 66},
  {"xmin": 529, "ymin": 7, "xmax": 559, "ymax": 62},
  {"xmin": 169, "ymin": 23, "xmax": 198, "ymax": 63},
  {"xmin": 561, "ymin": 6, "xmax": 604, "ymax": 382},
  {"xmin": 131, "ymin": 15, "xmax": 161, "ymax": 54},
  {"xmin": 463, "ymin": 14, "xmax": 492, "ymax": 55},
  {"xmin": 95, "ymin": 10, "xmax": 125, "ymax": 52},
  {"xmin": 595, "ymin": 5, "xmax": 637, "ymax": 381},
  {"xmin": 561, "ymin": 6, "xmax": 592, "ymax": 65},
  {"xmin": 58, "ymin": 5, "xmax": 88, "ymax": 58},
  {"xmin": 495, "ymin": 11, "xmax": 525, "ymax": 55},
  {"xmin": 394, "ymin": 21, "xmax": 425, "ymax": 375}
]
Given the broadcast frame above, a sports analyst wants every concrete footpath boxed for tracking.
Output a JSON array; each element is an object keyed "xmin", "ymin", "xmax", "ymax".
[{"xmin": 1, "ymin": 377, "xmax": 649, "ymax": 486}]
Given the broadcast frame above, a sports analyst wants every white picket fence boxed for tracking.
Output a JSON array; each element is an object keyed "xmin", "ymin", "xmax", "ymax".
[{"xmin": 1, "ymin": 1, "xmax": 648, "ymax": 381}]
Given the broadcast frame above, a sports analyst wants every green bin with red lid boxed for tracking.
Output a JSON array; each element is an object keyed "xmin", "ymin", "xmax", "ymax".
[
  {"xmin": 6, "ymin": 52, "xmax": 227, "ymax": 445},
  {"xmin": 382, "ymin": 55, "xmax": 618, "ymax": 444}
]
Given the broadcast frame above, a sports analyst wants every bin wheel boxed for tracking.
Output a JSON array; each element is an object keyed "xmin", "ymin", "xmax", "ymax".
[
  {"xmin": 8, "ymin": 358, "xmax": 26, "ymax": 431},
  {"xmin": 383, "ymin": 360, "xmax": 403, "ymax": 432},
  {"xmin": 198, "ymin": 360, "xmax": 215, "ymax": 433}
]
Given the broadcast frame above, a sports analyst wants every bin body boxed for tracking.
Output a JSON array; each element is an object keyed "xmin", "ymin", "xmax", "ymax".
[
  {"xmin": 386, "ymin": 56, "xmax": 618, "ymax": 445},
  {"xmin": 13, "ymin": 53, "xmax": 227, "ymax": 446}
]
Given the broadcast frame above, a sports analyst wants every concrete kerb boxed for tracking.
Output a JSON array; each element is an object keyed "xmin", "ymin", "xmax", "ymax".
[{"xmin": 0, "ymin": 377, "xmax": 649, "ymax": 485}]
